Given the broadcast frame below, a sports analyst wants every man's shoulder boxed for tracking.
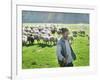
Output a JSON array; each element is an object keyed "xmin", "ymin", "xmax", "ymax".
[{"xmin": 57, "ymin": 38, "xmax": 64, "ymax": 45}]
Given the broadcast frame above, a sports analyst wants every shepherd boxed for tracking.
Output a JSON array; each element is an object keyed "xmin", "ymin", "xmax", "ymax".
[{"xmin": 56, "ymin": 28, "xmax": 76, "ymax": 67}]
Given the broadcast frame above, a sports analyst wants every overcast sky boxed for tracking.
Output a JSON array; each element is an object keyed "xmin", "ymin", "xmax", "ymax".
[{"xmin": 22, "ymin": 11, "xmax": 89, "ymax": 24}]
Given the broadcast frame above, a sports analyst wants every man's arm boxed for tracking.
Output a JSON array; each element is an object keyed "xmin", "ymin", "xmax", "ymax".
[{"xmin": 56, "ymin": 43, "xmax": 64, "ymax": 61}]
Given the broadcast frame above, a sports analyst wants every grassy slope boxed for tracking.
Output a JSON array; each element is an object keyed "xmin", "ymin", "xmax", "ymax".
[{"xmin": 22, "ymin": 43, "xmax": 59, "ymax": 69}]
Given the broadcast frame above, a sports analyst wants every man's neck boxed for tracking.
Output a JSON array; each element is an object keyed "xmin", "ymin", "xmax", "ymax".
[{"xmin": 63, "ymin": 37, "xmax": 68, "ymax": 40}]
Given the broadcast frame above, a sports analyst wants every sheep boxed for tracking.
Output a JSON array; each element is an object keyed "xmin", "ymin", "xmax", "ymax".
[
  {"xmin": 78, "ymin": 30, "xmax": 85, "ymax": 37},
  {"xmin": 22, "ymin": 35, "xmax": 27, "ymax": 46},
  {"xmin": 27, "ymin": 34, "xmax": 34, "ymax": 45},
  {"xmin": 72, "ymin": 31, "xmax": 78, "ymax": 37}
]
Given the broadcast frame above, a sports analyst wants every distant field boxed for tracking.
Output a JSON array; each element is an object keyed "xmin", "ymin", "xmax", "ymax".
[{"xmin": 22, "ymin": 23, "xmax": 89, "ymax": 69}]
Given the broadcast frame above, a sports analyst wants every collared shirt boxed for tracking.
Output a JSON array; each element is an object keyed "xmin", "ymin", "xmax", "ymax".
[{"xmin": 56, "ymin": 39, "xmax": 73, "ymax": 64}]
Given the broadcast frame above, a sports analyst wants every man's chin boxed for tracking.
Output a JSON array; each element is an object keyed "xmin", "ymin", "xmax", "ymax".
[{"xmin": 64, "ymin": 37, "xmax": 67, "ymax": 40}]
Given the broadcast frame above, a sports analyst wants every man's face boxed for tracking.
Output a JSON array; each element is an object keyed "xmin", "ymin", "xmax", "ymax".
[{"xmin": 62, "ymin": 31, "xmax": 69, "ymax": 39}]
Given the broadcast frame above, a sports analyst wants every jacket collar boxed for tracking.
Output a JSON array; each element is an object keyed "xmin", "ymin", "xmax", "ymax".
[
  {"xmin": 60, "ymin": 37, "xmax": 65, "ymax": 43},
  {"xmin": 60, "ymin": 37, "xmax": 70, "ymax": 44}
]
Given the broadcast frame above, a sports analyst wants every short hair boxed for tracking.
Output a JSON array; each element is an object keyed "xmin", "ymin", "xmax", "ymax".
[{"xmin": 61, "ymin": 28, "xmax": 69, "ymax": 34}]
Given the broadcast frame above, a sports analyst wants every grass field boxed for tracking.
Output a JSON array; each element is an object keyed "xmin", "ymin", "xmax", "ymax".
[
  {"xmin": 22, "ymin": 23, "xmax": 89, "ymax": 69},
  {"xmin": 22, "ymin": 35, "xmax": 89, "ymax": 69}
]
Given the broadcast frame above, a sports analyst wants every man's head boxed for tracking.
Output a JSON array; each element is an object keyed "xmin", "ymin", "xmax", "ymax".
[{"xmin": 61, "ymin": 28, "xmax": 69, "ymax": 39}]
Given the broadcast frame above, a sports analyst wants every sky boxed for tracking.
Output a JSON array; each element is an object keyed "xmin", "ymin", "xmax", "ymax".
[{"xmin": 22, "ymin": 11, "xmax": 89, "ymax": 24}]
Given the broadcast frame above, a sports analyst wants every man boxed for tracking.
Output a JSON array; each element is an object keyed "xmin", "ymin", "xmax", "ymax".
[{"xmin": 56, "ymin": 28, "xmax": 76, "ymax": 67}]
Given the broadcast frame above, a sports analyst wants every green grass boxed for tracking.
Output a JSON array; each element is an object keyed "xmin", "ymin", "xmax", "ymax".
[
  {"xmin": 22, "ymin": 36, "xmax": 89, "ymax": 69},
  {"xmin": 22, "ymin": 43, "xmax": 59, "ymax": 69},
  {"xmin": 72, "ymin": 36, "xmax": 89, "ymax": 66}
]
